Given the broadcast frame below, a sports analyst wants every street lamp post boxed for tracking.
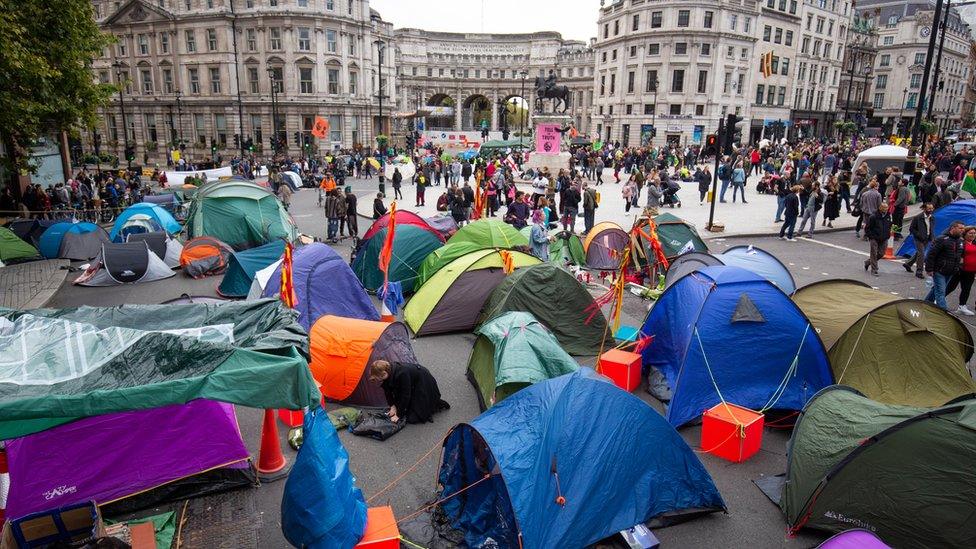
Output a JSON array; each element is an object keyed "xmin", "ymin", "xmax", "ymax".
[
  {"xmin": 928, "ymin": 0, "xmax": 952, "ymax": 127},
  {"xmin": 266, "ymin": 66, "xmax": 279, "ymax": 154},
  {"xmin": 900, "ymin": 87, "xmax": 909, "ymax": 139},
  {"xmin": 374, "ymin": 39, "xmax": 386, "ymax": 144},
  {"xmin": 175, "ymin": 89, "xmax": 184, "ymax": 151},
  {"xmin": 112, "ymin": 61, "xmax": 131, "ymax": 168},
  {"xmin": 650, "ymin": 76, "xmax": 659, "ymax": 144},
  {"xmin": 844, "ymin": 42, "xmax": 861, "ymax": 122},
  {"xmin": 519, "ymin": 69, "xmax": 528, "ymax": 149}
]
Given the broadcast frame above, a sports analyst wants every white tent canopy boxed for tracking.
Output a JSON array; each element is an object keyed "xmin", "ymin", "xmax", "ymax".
[{"xmin": 852, "ymin": 145, "xmax": 909, "ymax": 176}]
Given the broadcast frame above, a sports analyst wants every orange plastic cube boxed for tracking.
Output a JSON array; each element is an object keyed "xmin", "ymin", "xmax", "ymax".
[
  {"xmin": 598, "ymin": 349, "xmax": 642, "ymax": 392},
  {"xmin": 354, "ymin": 506, "xmax": 399, "ymax": 549},
  {"xmin": 701, "ymin": 403, "xmax": 764, "ymax": 463}
]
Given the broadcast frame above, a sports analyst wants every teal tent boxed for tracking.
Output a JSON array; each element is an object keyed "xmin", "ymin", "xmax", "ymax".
[
  {"xmin": 218, "ymin": 240, "xmax": 286, "ymax": 298},
  {"xmin": 352, "ymin": 225, "xmax": 443, "ymax": 292}
]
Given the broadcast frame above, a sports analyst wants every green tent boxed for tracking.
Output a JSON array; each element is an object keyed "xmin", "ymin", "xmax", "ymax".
[
  {"xmin": 0, "ymin": 299, "xmax": 317, "ymax": 439},
  {"xmin": 0, "ymin": 226, "xmax": 39, "ymax": 263},
  {"xmin": 353, "ymin": 224, "xmax": 444, "ymax": 292},
  {"xmin": 480, "ymin": 263, "xmax": 608, "ymax": 355},
  {"xmin": 779, "ymin": 386, "xmax": 976, "ymax": 547},
  {"xmin": 218, "ymin": 240, "xmax": 285, "ymax": 298},
  {"xmin": 793, "ymin": 279, "xmax": 975, "ymax": 406},
  {"xmin": 405, "ymin": 248, "xmax": 540, "ymax": 336},
  {"xmin": 550, "ymin": 230, "xmax": 586, "ymax": 266},
  {"xmin": 185, "ymin": 178, "xmax": 297, "ymax": 250},
  {"xmin": 448, "ymin": 219, "xmax": 529, "ymax": 249},
  {"xmin": 467, "ymin": 311, "xmax": 579, "ymax": 410},
  {"xmin": 478, "ymin": 139, "xmax": 527, "ymax": 155},
  {"xmin": 651, "ymin": 213, "xmax": 708, "ymax": 259},
  {"xmin": 414, "ymin": 241, "xmax": 495, "ymax": 291}
]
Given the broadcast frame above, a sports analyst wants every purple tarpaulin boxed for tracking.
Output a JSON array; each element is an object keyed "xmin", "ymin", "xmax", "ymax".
[
  {"xmin": 818, "ymin": 529, "xmax": 891, "ymax": 549},
  {"xmin": 5, "ymin": 400, "xmax": 250, "ymax": 519}
]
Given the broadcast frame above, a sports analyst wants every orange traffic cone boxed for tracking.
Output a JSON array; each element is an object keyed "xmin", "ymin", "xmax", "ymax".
[
  {"xmin": 883, "ymin": 229, "xmax": 896, "ymax": 259},
  {"xmin": 257, "ymin": 409, "xmax": 289, "ymax": 481}
]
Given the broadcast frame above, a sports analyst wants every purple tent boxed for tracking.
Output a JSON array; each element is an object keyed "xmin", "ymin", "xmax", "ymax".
[
  {"xmin": 818, "ymin": 529, "xmax": 891, "ymax": 549},
  {"xmin": 424, "ymin": 214, "xmax": 459, "ymax": 240},
  {"xmin": 5, "ymin": 400, "xmax": 250, "ymax": 519},
  {"xmin": 262, "ymin": 242, "xmax": 378, "ymax": 330}
]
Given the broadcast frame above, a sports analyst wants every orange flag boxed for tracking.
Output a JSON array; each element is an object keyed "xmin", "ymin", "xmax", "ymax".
[
  {"xmin": 378, "ymin": 202, "xmax": 397, "ymax": 291},
  {"xmin": 280, "ymin": 240, "xmax": 297, "ymax": 308},
  {"xmin": 499, "ymin": 250, "xmax": 515, "ymax": 274},
  {"xmin": 311, "ymin": 116, "xmax": 329, "ymax": 139}
]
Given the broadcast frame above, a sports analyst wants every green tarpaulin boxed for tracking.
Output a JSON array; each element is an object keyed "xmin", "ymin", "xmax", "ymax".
[
  {"xmin": 0, "ymin": 299, "xmax": 317, "ymax": 439},
  {"xmin": 467, "ymin": 311, "xmax": 579, "ymax": 409}
]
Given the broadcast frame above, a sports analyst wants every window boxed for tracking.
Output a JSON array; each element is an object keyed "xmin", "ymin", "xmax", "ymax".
[
  {"xmin": 701, "ymin": 43, "xmax": 710, "ymax": 56},
  {"xmin": 883, "ymin": 36, "xmax": 893, "ymax": 46},
  {"xmin": 185, "ymin": 30, "xmax": 195, "ymax": 53},
  {"xmin": 695, "ymin": 105, "xmax": 704, "ymax": 116},
  {"xmin": 160, "ymin": 33, "xmax": 169, "ymax": 54},
  {"xmin": 697, "ymin": 70, "xmax": 707, "ymax": 94},
  {"xmin": 914, "ymin": 53, "xmax": 925, "ymax": 65},
  {"xmin": 737, "ymin": 74, "xmax": 744, "ymax": 95},
  {"xmin": 704, "ymin": 11, "xmax": 713, "ymax": 28},
  {"xmin": 609, "ymin": 73, "xmax": 615, "ymax": 95},
  {"xmin": 247, "ymin": 67, "xmax": 259, "ymax": 93},
  {"xmin": 630, "ymin": 45, "xmax": 637, "ymax": 57},
  {"xmin": 910, "ymin": 73, "xmax": 922, "ymax": 88},
  {"xmin": 645, "ymin": 70, "xmax": 658, "ymax": 93},
  {"xmin": 250, "ymin": 114, "xmax": 262, "ymax": 145},
  {"xmin": 269, "ymin": 67, "xmax": 283, "ymax": 92},
  {"xmin": 767, "ymin": 86, "xmax": 775, "ymax": 105},
  {"xmin": 603, "ymin": 23, "xmax": 609, "ymax": 39},
  {"xmin": 329, "ymin": 115, "xmax": 341, "ymax": 142},
  {"xmin": 188, "ymin": 68, "xmax": 200, "ymax": 93},
  {"xmin": 785, "ymin": 31, "xmax": 793, "ymax": 46},
  {"xmin": 678, "ymin": 10, "xmax": 690, "ymax": 27},
  {"xmin": 612, "ymin": 49, "xmax": 617, "ymax": 61},
  {"xmin": 873, "ymin": 92, "xmax": 884, "ymax": 108},
  {"xmin": 649, "ymin": 43, "xmax": 660, "ymax": 55},
  {"xmin": 215, "ymin": 114, "xmax": 227, "ymax": 144},
  {"xmin": 327, "ymin": 30, "xmax": 337, "ymax": 53},
  {"xmin": 723, "ymin": 71, "xmax": 731, "ymax": 93},
  {"xmin": 816, "ymin": 17, "xmax": 824, "ymax": 34},
  {"xmin": 669, "ymin": 104, "xmax": 681, "ymax": 115},
  {"xmin": 813, "ymin": 40, "xmax": 821, "ymax": 56},
  {"xmin": 246, "ymin": 29, "xmax": 256, "ymax": 52},
  {"xmin": 298, "ymin": 28, "xmax": 310, "ymax": 51},
  {"xmin": 789, "ymin": 0, "xmax": 797, "ymax": 13},
  {"xmin": 675, "ymin": 43, "xmax": 687, "ymax": 55},
  {"xmin": 763, "ymin": 26, "xmax": 772, "ymax": 42},
  {"xmin": 632, "ymin": 14, "xmax": 639, "ymax": 31},
  {"xmin": 828, "ymin": 20, "xmax": 834, "ymax": 36},
  {"xmin": 328, "ymin": 68, "xmax": 339, "ymax": 94},
  {"xmin": 778, "ymin": 86, "xmax": 786, "ymax": 106},
  {"xmin": 206, "ymin": 0, "xmax": 213, "ymax": 7},
  {"xmin": 349, "ymin": 71, "xmax": 357, "ymax": 95},
  {"xmin": 246, "ymin": 0, "xmax": 253, "ymax": 6},
  {"xmin": 651, "ymin": 11, "xmax": 662, "ymax": 28},
  {"xmin": 299, "ymin": 67, "xmax": 313, "ymax": 93},
  {"xmin": 194, "ymin": 114, "xmax": 206, "ymax": 144},
  {"xmin": 601, "ymin": 51, "xmax": 607, "ymax": 63},
  {"xmin": 269, "ymin": 28, "xmax": 282, "ymax": 51},
  {"xmin": 627, "ymin": 71, "xmax": 635, "ymax": 93},
  {"xmin": 781, "ymin": 58, "xmax": 790, "ymax": 76},
  {"xmin": 727, "ymin": 45, "xmax": 734, "ymax": 58},
  {"xmin": 756, "ymin": 84, "xmax": 765, "ymax": 104},
  {"xmin": 614, "ymin": 19, "xmax": 619, "ymax": 35},
  {"xmin": 671, "ymin": 69, "xmax": 684, "ymax": 93},
  {"xmin": 349, "ymin": 37, "xmax": 356, "ymax": 56},
  {"xmin": 298, "ymin": 0, "xmax": 307, "ymax": 6},
  {"xmin": 771, "ymin": 56, "xmax": 779, "ymax": 73},
  {"xmin": 744, "ymin": 17, "xmax": 751, "ymax": 33},
  {"xmin": 144, "ymin": 114, "xmax": 157, "ymax": 142},
  {"xmin": 206, "ymin": 28, "xmax": 217, "ymax": 51},
  {"xmin": 875, "ymin": 74, "xmax": 887, "ymax": 90},
  {"xmin": 209, "ymin": 67, "xmax": 221, "ymax": 93},
  {"xmin": 138, "ymin": 34, "xmax": 149, "ymax": 55},
  {"xmin": 626, "ymin": 104, "xmax": 633, "ymax": 115},
  {"xmin": 775, "ymin": 28, "xmax": 783, "ymax": 44},
  {"xmin": 879, "ymin": 54, "xmax": 890, "ymax": 67},
  {"xmin": 141, "ymin": 69, "xmax": 153, "ymax": 94},
  {"xmin": 824, "ymin": 43, "xmax": 832, "ymax": 59},
  {"xmin": 801, "ymin": 37, "xmax": 809, "ymax": 54},
  {"xmin": 326, "ymin": 0, "xmax": 334, "ymax": 8},
  {"xmin": 729, "ymin": 14, "xmax": 737, "ymax": 30},
  {"xmin": 162, "ymin": 69, "xmax": 173, "ymax": 93},
  {"xmin": 117, "ymin": 37, "xmax": 126, "ymax": 57},
  {"xmin": 644, "ymin": 104, "xmax": 655, "ymax": 115},
  {"xmin": 907, "ymin": 92, "xmax": 918, "ymax": 108},
  {"xmin": 600, "ymin": 75, "xmax": 605, "ymax": 95}
]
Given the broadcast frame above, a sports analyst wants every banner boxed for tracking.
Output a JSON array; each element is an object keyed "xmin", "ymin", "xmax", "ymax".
[
  {"xmin": 535, "ymin": 123, "xmax": 560, "ymax": 154},
  {"xmin": 163, "ymin": 166, "xmax": 233, "ymax": 185},
  {"xmin": 311, "ymin": 116, "xmax": 329, "ymax": 139}
]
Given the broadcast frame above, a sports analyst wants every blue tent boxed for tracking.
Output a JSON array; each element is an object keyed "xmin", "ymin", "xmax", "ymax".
[
  {"xmin": 898, "ymin": 199, "xmax": 976, "ymax": 257},
  {"xmin": 110, "ymin": 203, "xmax": 181, "ymax": 241},
  {"xmin": 640, "ymin": 265, "xmax": 832, "ymax": 427},
  {"xmin": 438, "ymin": 369, "xmax": 725, "ymax": 549},
  {"xmin": 719, "ymin": 245, "xmax": 796, "ymax": 294},
  {"xmin": 218, "ymin": 240, "xmax": 286, "ymax": 298},
  {"xmin": 262, "ymin": 242, "xmax": 379, "ymax": 329},
  {"xmin": 281, "ymin": 408, "xmax": 367, "ymax": 549},
  {"xmin": 38, "ymin": 222, "xmax": 103, "ymax": 259}
]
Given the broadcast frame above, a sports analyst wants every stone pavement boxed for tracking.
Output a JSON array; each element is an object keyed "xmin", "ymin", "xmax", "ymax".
[
  {"xmin": 1, "ymin": 259, "xmax": 69, "ymax": 309},
  {"xmin": 353, "ymin": 170, "xmax": 861, "ymax": 238}
]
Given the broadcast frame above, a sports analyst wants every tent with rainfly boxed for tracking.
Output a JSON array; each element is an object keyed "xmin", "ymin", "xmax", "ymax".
[
  {"xmin": 897, "ymin": 199, "xmax": 976, "ymax": 257},
  {"xmin": 185, "ymin": 178, "xmax": 298, "ymax": 250},
  {"xmin": 448, "ymin": 219, "xmax": 529, "ymax": 248},
  {"xmin": 640, "ymin": 265, "xmax": 833, "ymax": 427},
  {"xmin": 218, "ymin": 240, "xmax": 286, "ymax": 298},
  {"xmin": 110, "ymin": 202, "xmax": 181, "ymax": 242},
  {"xmin": 438, "ymin": 368, "xmax": 726, "ymax": 549},
  {"xmin": 0, "ymin": 226, "xmax": 39, "ymax": 264},
  {"xmin": 37, "ymin": 222, "xmax": 110, "ymax": 260},
  {"xmin": 362, "ymin": 210, "xmax": 445, "ymax": 243},
  {"xmin": 405, "ymin": 248, "xmax": 540, "ymax": 336},
  {"xmin": 5, "ymin": 219, "xmax": 56, "ymax": 248},
  {"xmin": 479, "ymin": 263, "xmax": 608, "ymax": 355},
  {"xmin": 648, "ymin": 213, "xmax": 708, "ymax": 260},
  {"xmin": 467, "ymin": 312, "xmax": 579, "ymax": 410},
  {"xmin": 664, "ymin": 245, "xmax": 796, "ymax": 294},
  {"xmin": 309, "ymin": 315, "xmax": 418, "ymax": 407},
  {"xmin": 583, "ymin": 221, "xmax": 630, "ymax": 270},
  {"xmin": 792, "ymin": 279, "xmax": 975, "ymax": 406},
  {"xmin": 775, "ymin": 385, "xmax": 976, "ymax": 548},
  {"xmin": 352, "ymin": 224, "xmax": 444, "ymax": 293},
  {"xmin": 414, "ymin": 241, "xmax": 497, "ymax": 291}
]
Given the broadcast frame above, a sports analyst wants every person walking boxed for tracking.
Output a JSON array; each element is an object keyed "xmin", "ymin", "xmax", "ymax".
[
  {"xmin": 645, "ymin": 178, "xmax": 663, "ymax": 216},
  {"xmin": 944, "ymin": 226, "xmax": 976, "ymax": 316},
  {"xmin": 890, "ymin": 178, "xmax": 910, "ymax": 240},
  {"xmin": 695, "ymin": 166, "xmax": 710, "ymax": 205},
  {"xmin": 779, "ymin": 185, "xmax": 801, "ymax": 241},
  {"xmin": 718, "ymin": 157, "xmax": 732, "ymax": 202},
  {"xmin": 561, "ymin": 182, "xmax": 581, "ymax": 232},
  {"xmin": 863, "ymin": 202, "xmax": 892, "ymax": 276},
  {"xmin": 622, "ymin": 178, "xmax": 637, "ymax": 213},
  {"xmin": 594, "ymin": 156, "xmax": 605, "ymax": 185},
  {"xmin": 731, "ymin": 161, "xmax": 748, "ymax": 203},
  {"xmin": 373, "ymin": 192, "xmax": 387, "ymax": 220},
  {"xmin": 904, "ymin": 203, "xmax": 935, "ymax": 278},
  {"xmin": 324, "ymin": 189, "xmax": 344, "ymax": 242},
  {"xmin": 796, "ymin": 184, "xmax": 822, "ymax": 238},
  {"xmin": 529, "ymin": 209, "xmax": 550, "ymax": 260},
  {"xmin": 582, "ymin": 183, "xmax": 598, "ymax": 234},
  {"xmin": 415, "ymin": 171, "xmax": 427, "ymax": 207},
  {"xmin": 856, "ymin": 180, "xmax": 882, "ymax": 239},
  {"xmin": 343, "ymin": 186, "xmax": 358, "ymax": 238},
  {"xmin": 391, "ymin": 167, "xmax": 403, "ymax": 200},
  {"xmin": 822, "ymin": 180, "xmax": 840, "ymax": 228},
  {"xmin": 925, "ymin": 220, "xmax": 965, "ymax": 310},
  {"xmin": 278, "ymin": 179, "xmax": 293, "ymax": 211}
]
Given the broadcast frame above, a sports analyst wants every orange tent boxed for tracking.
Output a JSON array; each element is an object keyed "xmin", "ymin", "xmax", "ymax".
[
  {"xmin": 310, "ymin": 315, "xmax": 419, "ymax": 406},
  {"xmin": 179, "ymin": 236, "xmax": 234, "ymax": 278}
]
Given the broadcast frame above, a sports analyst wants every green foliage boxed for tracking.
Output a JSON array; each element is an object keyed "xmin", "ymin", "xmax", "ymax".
[
  {"xmin": 834, "ymin": 120, "xmax": 857, "ymax": 134},
  {"xmin": 0, "ymin": 0, "xmax": 114, "ymax": 173},
  {"xmin": 920, "ymin": 119, "xmax": 939, "ymax": 136}
]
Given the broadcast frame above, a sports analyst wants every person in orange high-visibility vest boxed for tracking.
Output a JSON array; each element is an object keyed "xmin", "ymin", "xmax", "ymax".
[{"xmin": 320, "ymin": 172, "xmax": 337, "ymax": 192}]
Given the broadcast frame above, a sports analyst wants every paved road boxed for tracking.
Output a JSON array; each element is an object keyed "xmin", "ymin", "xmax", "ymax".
[{"xmin": 42, "ymin": 184, "xmax": 973, "ymax": 548}]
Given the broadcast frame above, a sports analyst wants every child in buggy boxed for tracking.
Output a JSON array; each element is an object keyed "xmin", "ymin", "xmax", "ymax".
[{"xmin": 662, "ymin": 178, "xmax": 682, "ymax": 208}]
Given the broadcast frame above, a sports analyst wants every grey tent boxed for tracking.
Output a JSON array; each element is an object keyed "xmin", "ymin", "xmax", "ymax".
[
  {"xmin": 74, "ymin": 242, "xmax": 176, "ymax": 286},
  {"xmin": 59, "ymin": 225, "xmax": 111, "ymax": 261},
  {"xmin": 126, "ymin": 231, "xmax": 183, "ymax": 268}
]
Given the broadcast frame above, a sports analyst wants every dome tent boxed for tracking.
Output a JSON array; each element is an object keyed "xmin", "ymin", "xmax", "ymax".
[
  {"xmin": 362, "ymin": 210, "xmax": 445, "ymax": 243},
  {"xmin": 110, "ymin": 202, "xmax": 181, "ymax": 242},
  {"xmin": 352, "ymin": 224, "xmax": 444, "ymax": 293},
  {"xmin": 664, "ymin": 245, "xmax": 796, "ymax": 294},
  {"xmin": 5, "ymin": 219, "xmax": 56, "ymax": 248},
  {"xmin": 261, "ymin": 242, "xmax": 378, "ymax": 330},
  {"xmin": 405, "ymin": 249, "xmax": 540, "ymax": 336},
  {"xmin": 309, "ymin": 315, "xmax": 418, "ymax": 407},
  {"xmin": 73, "ymin": 241, "xmax": 177, "ymax": 286},
  {"xmin": 792, "ymin": 279, "xmax": 975, "ymax": 406},
  {"xmin": 38, "ymin": 222, "xmax": 110, "ymax": 260},
  {"xmin": 437, "ymin": 369, "xmax": 725, "ymax": 549},
  {"xmin": 185, "ymin": 178, "xmax": 297, "ymax": 250},
  {"xmin": 467, "ymin": 312, "xmax": 579, "ymax": 410},
  {"xmin": 218, "ymin": 240, "xmax": 285, "ymax": 298},
  {"xmin": 479, "ymin": 263, "xmax": 609, "ymax": 355},
  {"xmin": 583, "ymin": 221, "xmax": 629, "ymax": 270},
  {"xmin": 897, "ymin": 199, "xmax": 976, "ymax": 257},
  {"xmin": 776, "ymin": 386, "xmax": 976, "ymax": 547},
  {"xmin": 413, "ymin": 240, "xmax": 496, "ymax": 291},
  {"xmin": 640, "ymin": 265, "xmax": 832, "ymax": 427},
  {"xmin": 662, "ymin": 251, "xmax": 723, "ymax": 289},
  {"xmin": 0, "ymin": 226, "xmax": 39, "ymax": 264},
  {"xmin": 448, "ymin": 219, "xmax": 529, "ymax": 248},
  {"xmin": 180, "ymin": 236, "xmax": 235, "ymax": 278},
  {"xmin": 549, "ymin": 230, "xmax": 586, "ymax": 266},
  {"xmin": 648, "ymin": 213, "xmax": 708, "ymax": 259}
]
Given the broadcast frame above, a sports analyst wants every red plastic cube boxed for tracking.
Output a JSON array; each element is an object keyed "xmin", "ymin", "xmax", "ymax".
[
  {"xmin": 701, "ymin": 403, "xmax": 764, "ymax": 463},
  {"xmin": 354, "ymin": 506, "xmax": 399, "ymax": 549},
  {"xmin": 598, "ymin": 349, "xmax": 642, "ymax": 392}
]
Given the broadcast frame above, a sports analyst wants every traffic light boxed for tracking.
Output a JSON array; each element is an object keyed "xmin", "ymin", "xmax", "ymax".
[
  {"xmin": 245, "ymin": 137, "xmax": 254, "ymax": 151},
  {"xmin": 723, "ymin": 113, "xmax": 744, "ymax": 155},
  {"xmin": 703, "ymin": 134, "xmax": 719, "ymax": 156},
  {"xmin": 124, "ymin": 144, "xmax": 135, "ymax": 162},
  {"xmin": 234, "ymin": 134, "xmax": 240, "ymax": 148},
  {"xmin": 210, "ymin": 138, "xmax": 217, "ymax": 154},
  {"xmin": 303, "ymin": 134, "xmax": 312, "ymax": 148},
  {"xmin": 294, "ymin": 132, "xmax": 301, "ymax": 146}
]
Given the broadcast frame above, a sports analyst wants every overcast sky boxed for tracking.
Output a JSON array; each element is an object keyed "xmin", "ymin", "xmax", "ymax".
[{"xmin": 369, "ymin": 0, "xmax": 599, "ymax": 42}]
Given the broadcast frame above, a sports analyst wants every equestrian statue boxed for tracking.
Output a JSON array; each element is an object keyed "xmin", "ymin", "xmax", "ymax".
[{"xmin": 534, "ymin": 70, "xmax": 570, "ymax": 114}]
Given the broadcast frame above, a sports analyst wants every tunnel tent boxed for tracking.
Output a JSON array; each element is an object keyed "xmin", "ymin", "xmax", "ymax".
[
  {"xmin": 352, "ymin": 224, "xmax": 444, "ymax": 293},
  {"xmin": 185, "ymin": 178, "xmax": 297, "ymax": 250},
  {"xmin": 583, "ymin": 221, "xmax": 630, "ymax": 270},
  {"xmin": 897, "ymin": 199, "xmax": 976, "ymax": 257},
  {"xmin": 405, "ymin": 248, "xmax": 541, "ymax": 336},
  {"xmin": 180, "ymin": 236, "xmax": 235, "ymax": 278},
  {"xmin": 662, "ymin": 252, "xmax": 724, "ymax": 290},
  {"xmin": 549, "ymin": 230, "xmax": 586, "ymax": 266},
  {"xmin": 448, "ymin": 219, "xmax": 529, "ymax": 248},
  {"xmin": 309, "ymin": 315, "xmax": 418, "ymax": 407},
  {"xmin": 641, "ymin": 265, "xmax": 833, "ymax": 427},
  {"xmin": 649, "ymin": 213, "xmax": 708, "ymax": 260},
  {"xmin": 110, "ymin": 203, "xmax": 181, "ymax": 242},
  {"xmin": 792, "ymin": 279, "xmax": 975, "ymax": 406},
  {"xmin": 438, "ymin": 369, "xmax": 726, "ymax": 549},
  {"xmin": 126, "ymin": 231, "xmax": 183, "ymax": 268},
  {"xmin": 261, "ymin": 242, "xmax": 378, "ymax": 330},
  {"xmin": 74, "ymin": 241, "xmax": 176, "ymax": 286},
  {"xmin": 217, "ymin": 240, "xmax": 286, "ymax": 298},
  {"xmin": 479, "ymin": 262, "xmax": 608, "ymax": 355},
  {"xmin": 0, "ymin": 226, "xmax": 39, "ymax": 264},
  {"xmin": 467, "ymin": 311, "xmax": 579, "ymax": 410},
  {"xmin": 776, "ymin": 386, "xmax": 976, "ymax": 547},
  {"xmin": 362, "ymin": 210, "xmax": 445, "ymax": 243},
  {"xmin": 414, "ymin": 241, "xmax": 498, "ymax": 291}
]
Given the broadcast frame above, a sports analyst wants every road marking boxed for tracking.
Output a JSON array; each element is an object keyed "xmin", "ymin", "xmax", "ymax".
[
  {"xmin": 798, "ymin": 237, "xmax": 869, "ymax": 257},
  {"xmin": 821, "ymin": 272, "xmax": 829, "ymax": 276},
  {"xmin": 293, "ymin": 214, "xmax": 316, "ymax": 218}
]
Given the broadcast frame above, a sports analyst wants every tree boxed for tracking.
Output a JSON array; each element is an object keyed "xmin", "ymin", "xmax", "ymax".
[{"xmin": 0, "ymin": 0, "xmax": 114, "ymax": 194}]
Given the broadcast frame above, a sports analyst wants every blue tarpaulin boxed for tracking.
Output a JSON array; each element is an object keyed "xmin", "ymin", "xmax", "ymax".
[
  {"xmin": 641, "ymin": 265, "xmax": 832, "ymax": 427},
  {"xmin": 898, "ymin": 199, "xmax": 976, "ymax": 257},
  {"xmin": 438, "ymin": 369, "xmax": 725, "ymax": 548},
  {"xmin": 282, "ymin": 408, "xmax": 367, "ymax": 549}
]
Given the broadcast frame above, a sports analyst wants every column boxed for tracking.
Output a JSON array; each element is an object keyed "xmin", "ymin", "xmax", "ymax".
[
  {"xmin": 491, "ymin": 90, "xmax": 499, "ymax": 131},
  {"xmin": 454, "ymin": 94, "xmax": 462, "ymax": 131}
]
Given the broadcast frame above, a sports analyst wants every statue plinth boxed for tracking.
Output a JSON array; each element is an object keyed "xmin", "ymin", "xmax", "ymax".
[{"xmin": 522, "ymin": 114, "xmax": 573, "ymax": 176}]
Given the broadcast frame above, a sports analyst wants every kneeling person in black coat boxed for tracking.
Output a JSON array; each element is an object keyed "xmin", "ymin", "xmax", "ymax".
[{"xmin": 370, "ymin": 360, "xmax": 449, "ymax": 424}]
